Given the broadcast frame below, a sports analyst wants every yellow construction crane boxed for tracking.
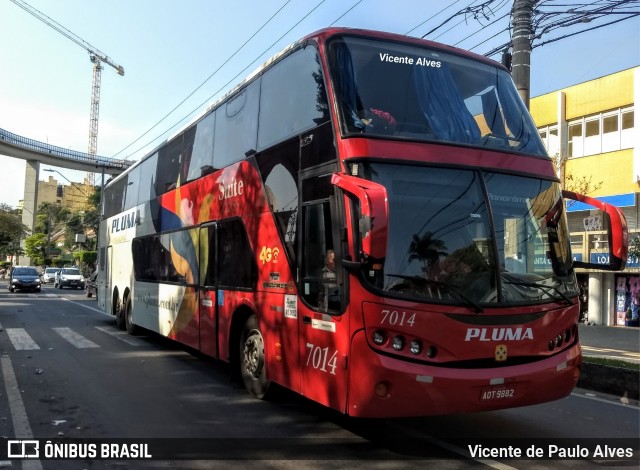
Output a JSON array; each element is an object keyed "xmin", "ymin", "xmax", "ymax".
[{"xmin": 9, "ymin": 0, "xmax": 124, "ymax": 186}]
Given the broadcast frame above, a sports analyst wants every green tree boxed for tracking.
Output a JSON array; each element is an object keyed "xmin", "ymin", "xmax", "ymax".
[
  {"xmin": 408, "ymin": 232, "xmax": 448, "ymax": 275},
  {"xmin": 24, "ymin": 233, "xmax": 48, "ymax": 266},
  {"xmin": 0, "ymin": 203, "xmax": 29, "ymax": 261},
  {"xmin": 35, "ymin": 202, "xmax": 69, "ymax": 235},
  {"xmin": 629, "ymin": 237, "xmax": 640, "ymax": 261},
  {"xmin": 64, "ymin": 213, "xmax": 85, "ymax": 250},
  {"xmin": 73, "ymin": 250, "xmax": 98, "ymax": 274}
]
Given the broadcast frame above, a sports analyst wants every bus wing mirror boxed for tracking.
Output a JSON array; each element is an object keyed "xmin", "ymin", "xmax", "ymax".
[
  {"xmin": 331, "ymin": 173, "xmax": 388, "ymax": 260},
  {"xmin": 562, "ymin": 190, "xmax": 628, "ymax": 271}
]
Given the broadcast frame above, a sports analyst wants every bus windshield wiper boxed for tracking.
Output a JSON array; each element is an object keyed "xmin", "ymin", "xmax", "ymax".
[
  {"xmin": 502, "ymin": 279, "xmax": 572, "ymax": 306},
  {"xmin": 387, "ymin": 274, "xmax": 483, "ymax": 313}
]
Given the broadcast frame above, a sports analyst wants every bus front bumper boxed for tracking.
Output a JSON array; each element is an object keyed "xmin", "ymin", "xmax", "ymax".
[{"xmin": 346, "ymin": 330, "xmax": 581, "ymax": 418}]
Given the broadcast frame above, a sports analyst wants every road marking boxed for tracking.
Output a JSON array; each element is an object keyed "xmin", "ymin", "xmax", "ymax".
[
  {"xmin": 52, "ymin": 327, "xmax": 99, "ymax": 348},
  {"xmin": 6, "ymin": 328, "xmax": 40, "ymax": 350},
  {"xmin": 582, "ymin": 346, "xmax": 640, "ymax": 363},
  {"xmin": 95, "ymin": 326, "xmax": 143, "ymax": 346},
  {"xmin": 385, "ymin": 422, "xmax": 518, "ymax": 469},
  {"xmin": 1, "ymin": 356, "xmax": 44, "ymax": 470},
  {"xmin": 571, "ymin": 391, "xmax": 640, "ymax": 408}
]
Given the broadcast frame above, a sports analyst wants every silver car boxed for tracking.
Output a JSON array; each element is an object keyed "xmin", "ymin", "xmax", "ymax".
[
  {"xmin": 42, "ymin": 267, "xmax": 60, "ymax": 284},
  {"xmin": 55, "ymin": 268, "xmax": 86, "ymax": 289}
]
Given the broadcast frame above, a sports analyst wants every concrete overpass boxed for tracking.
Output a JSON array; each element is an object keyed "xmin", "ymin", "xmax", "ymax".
[{"xmin": 0, "ymin": 127, "xmax": 134, "ymax": 265}]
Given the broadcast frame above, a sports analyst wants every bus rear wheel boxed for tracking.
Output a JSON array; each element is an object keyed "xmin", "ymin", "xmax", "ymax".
[
  {"xmin": 124, "ymin": 297, "xmax": 138, "ymax": 335},
  {"xmin": 239, "ymin": 315, "xmax": 271, "ymax": 399},
  {"xmin": 114, "ymin": 295, "xmax": 125, "ymax": 330}
]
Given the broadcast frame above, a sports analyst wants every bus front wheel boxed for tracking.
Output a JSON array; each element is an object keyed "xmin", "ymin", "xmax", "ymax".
[
  {"xmin": 114, "ymin": 295, "xmax": 125, "ymax": 330},
  {"xmin": 239, "ymin": 315, "xmax": 271, "ymax": 399}
]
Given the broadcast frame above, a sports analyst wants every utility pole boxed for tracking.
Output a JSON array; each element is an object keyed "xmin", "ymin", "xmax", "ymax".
[
  {"xmin": 511, "ymin": 0, "xmax": 536, "ymax": 109},
  {"xmin": 46, "ymin": 204, "xmax": 51, "ymax": 261}
]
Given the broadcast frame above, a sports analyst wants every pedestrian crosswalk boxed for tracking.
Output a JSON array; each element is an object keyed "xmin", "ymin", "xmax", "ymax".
[{"xmin": 0, "ymin": 324, "xmax": 144, "ymax": 351}]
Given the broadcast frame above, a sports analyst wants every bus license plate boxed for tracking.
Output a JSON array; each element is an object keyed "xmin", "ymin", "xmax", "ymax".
[{"xmin": 480, "ymin": 385, "xmax": 517, "ymax": 401}]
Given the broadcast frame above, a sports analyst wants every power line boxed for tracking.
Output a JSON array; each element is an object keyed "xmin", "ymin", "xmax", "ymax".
[
  {"xmin": 482, "ymin": 0, "xmax": 639, "ymax": 57},
  {"xmin": 533, "ymin": 12, "xmax": 639, "ymax": 47},
  {"xmin": 330, "ymin": 0, "xmax": 363, "ymax": 25},
  {"xmin": 421, "ymin": 0, "xmax": 501, "ymax": 38},
  {"xmin": 453, "ymin": 0, "xmax": 511, "ymax": 47},
  {"xmin": 111, "ymin": 0, "xmax": 292, "ymax": 159},
  {"xmin": 404, "ymin": 0, "xmax": 466, "ymax": 35},
  {"xmin": 120, "ymin": 0, "xmax": 332, "ymax": 161}
]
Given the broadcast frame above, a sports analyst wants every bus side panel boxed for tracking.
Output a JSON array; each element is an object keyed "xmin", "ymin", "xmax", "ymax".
[
  {"xmin": 199, "ymin": 287, "xmax": 217, "ymax": 358},
  {"xmin": 167, "ymin": 286, "xmax": 200, "ymax": 350}
]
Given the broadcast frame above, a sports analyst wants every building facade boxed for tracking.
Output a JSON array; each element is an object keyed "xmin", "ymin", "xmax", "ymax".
[
  {"xmin": 531, "ymin": 66, "xmax": 639, "ymax": 327},
  {"xmin": 18, "ymin": 176, "xmax": 92, "ymax": 213}
]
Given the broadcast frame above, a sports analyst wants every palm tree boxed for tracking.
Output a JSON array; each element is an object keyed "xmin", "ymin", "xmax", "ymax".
[{"xmin": 408, "ymin": 232, "xmax": 448, "ymax": 275}]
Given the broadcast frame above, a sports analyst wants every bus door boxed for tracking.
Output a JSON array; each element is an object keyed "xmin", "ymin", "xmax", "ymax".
[
  {"xmin": 97, "ymin": 246, "xmax": 110, "ymax": 312},
  {"xmin": 198, "ymin": 223, "xmax": 218, "ymax": 358},
  {"xmin": 298, "ymin": 175, "xmax": 349, "ymax": 412},
  {"xmin": 103, "ymin": 245, "xmax": 113, "ymax": 315}
]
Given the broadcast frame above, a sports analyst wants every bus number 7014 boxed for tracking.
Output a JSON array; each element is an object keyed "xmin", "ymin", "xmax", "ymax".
[{"xmin": 306, "ymin": 343, "xmax": 338, "ymax": 375}]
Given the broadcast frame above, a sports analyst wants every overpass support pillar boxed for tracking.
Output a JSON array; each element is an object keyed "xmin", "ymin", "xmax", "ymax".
[{"xmin": 20, "ymin": 160, "xmax": 39, "ymax": 266}]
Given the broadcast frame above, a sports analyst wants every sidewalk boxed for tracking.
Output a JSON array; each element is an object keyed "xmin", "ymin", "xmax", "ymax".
[
  {"xmin": 579, "ymin": 323, "xmax": 640, "ymax": 363},
  {"xmin": 577, "ymin": 323, "xmax": 639, "ymax": 400}
]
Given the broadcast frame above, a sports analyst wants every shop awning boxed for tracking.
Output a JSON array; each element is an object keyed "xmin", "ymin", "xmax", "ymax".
[{"xmin": 566, "ymin": 193, "xmax": 635, "ymax": 212}]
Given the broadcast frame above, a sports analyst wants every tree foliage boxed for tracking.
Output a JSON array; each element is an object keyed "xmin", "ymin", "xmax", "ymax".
[
  {"xmin": 552, "ymin": 153, "xmax": 602, "ymax": 194},
  {"xmin": 0, "ymin": 203, "xmax": 29, "ymax": 259},
  {"xmin": 629, "ymin": 237, "xmax": 640, "ymax": 261},
  {"xmin": 73, "ymin": 250, "xmax": 98, "ymax": 273},
  {"xmin": 24, "ymin": 233, "xmax": 48, "ymax": 266}
]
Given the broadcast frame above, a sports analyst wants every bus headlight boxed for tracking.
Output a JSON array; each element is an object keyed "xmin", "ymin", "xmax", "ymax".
[
  {"xmin": 409, "ymin": 339, "xmax": 422, "ymax": 355},
  {"xmin": 372, "ymin": 330, "xmax": 386, "ymax": 345},
  {"xmin": 392, "ymin": 335, "xmax": 405, "ymax": 351}
]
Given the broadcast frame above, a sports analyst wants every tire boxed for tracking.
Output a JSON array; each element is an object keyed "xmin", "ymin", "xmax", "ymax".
[
  {"xmin": 9, "ymin": 286, "xmax": 14, "ymax": 293},
  {"xmin": 114, "ymin": 297, "xmax": 125, "ymax": 330},
  {"xmin": 124, "ymin": 297, "xmax": 138, "ymax": 335},
  {"xmin": 239, "ymin": 315, "xmax": 271, "ymax": 399}
]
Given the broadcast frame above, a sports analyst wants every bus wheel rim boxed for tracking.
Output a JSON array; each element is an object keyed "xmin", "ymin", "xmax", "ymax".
[{"xmin": 243, "ymin": 330, "xmax": 264, "ymax": 379}]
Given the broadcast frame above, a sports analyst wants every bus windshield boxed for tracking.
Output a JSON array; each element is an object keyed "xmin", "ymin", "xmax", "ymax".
[
  {"xmin": 354, "ymin": 163, "xmax": 579, "ymax": 305},
  {"xmin": 329, "ymin": 36, "xmax": 547, "ymax": 157}
]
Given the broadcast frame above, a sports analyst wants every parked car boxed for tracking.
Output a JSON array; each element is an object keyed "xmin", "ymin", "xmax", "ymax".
[
  {"xmin": 9, "ymin": 266, "xmax": 41, "ymax": 292},
  {"xmin": 55, "ymin": 267, "xmax": 86, "ymax": 289},
  {"xmin": 42, "ymin": 267, "xmax": 61, "ymax": 284},
  {"xmin": 86, "ymin": 271, "xmax": 98, "ymax": 298}
]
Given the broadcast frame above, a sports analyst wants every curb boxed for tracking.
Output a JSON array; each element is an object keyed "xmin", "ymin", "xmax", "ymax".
[{"xmin": 577, "ymin": 362, "xmax": 639, "ymax": 400}]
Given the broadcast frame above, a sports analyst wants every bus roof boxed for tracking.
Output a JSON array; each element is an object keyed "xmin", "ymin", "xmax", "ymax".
[{"xmin": 107, "ymin": 27, "xmax": 507, "ymax": 188}]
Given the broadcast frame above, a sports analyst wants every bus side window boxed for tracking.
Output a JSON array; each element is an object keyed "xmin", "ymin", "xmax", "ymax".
[
  {"xmin": 217, "ymin": 219, "xmax": 258, "ymax": 289},
  {"xmin": 257, "ymin": 137, "xmax": 300, "ymax": 266},
  {"xmin": 301, "ymin": 201, "xmax": 340, "ymax": 312}
]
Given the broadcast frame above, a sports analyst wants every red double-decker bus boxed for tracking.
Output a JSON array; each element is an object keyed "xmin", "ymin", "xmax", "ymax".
[{"xmin": 97, "ymin": 28, "xmax": 627, "ymax": 418}]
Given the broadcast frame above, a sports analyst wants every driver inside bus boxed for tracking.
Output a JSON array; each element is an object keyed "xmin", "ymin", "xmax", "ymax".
[{"xmin": 321, "ymin": 250, "xmax": 340, "ymax": 311}]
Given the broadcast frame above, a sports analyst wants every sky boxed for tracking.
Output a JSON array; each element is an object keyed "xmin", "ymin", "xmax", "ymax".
[{"xmin": 0, "ymin": 0, "xmax": 638, "ymax": 208}]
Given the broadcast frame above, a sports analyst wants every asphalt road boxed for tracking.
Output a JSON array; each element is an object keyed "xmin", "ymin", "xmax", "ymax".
[{"xmin": 0, "ymin": 285, "xmax": 638, "ymax": 469}]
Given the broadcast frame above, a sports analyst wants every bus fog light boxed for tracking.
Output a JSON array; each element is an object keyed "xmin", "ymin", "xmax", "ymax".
[
  {"xmin": 374, "ymin": 382, "xmax": 389, "ymax": 397},
  {"xmin": 372, "ymin": 330, "xmax": 386, "ymax": 345},
  {"xmin": 392, "ymin": 336, "xmax": 405, "ymax": 351},
  {"xmin": 427, "ymin": 345, "xmax": 437, "ymax": 358},
  {"xmin": 409, "ymin": 340, "xmax": 422, "ymax": 355}
]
